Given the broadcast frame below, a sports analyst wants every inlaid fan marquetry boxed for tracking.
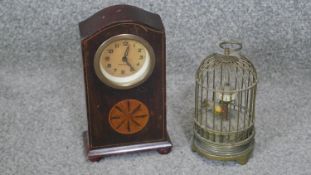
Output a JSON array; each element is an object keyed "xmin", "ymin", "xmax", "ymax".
[{"xmin": 109, "ymin": 99, "xmax": 149, "ymax": 135}]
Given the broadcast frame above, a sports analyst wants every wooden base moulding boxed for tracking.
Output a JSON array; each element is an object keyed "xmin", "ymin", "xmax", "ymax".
[{"xmin": 83, "ymin": 131, "xmax": 172, "ymax": 162}]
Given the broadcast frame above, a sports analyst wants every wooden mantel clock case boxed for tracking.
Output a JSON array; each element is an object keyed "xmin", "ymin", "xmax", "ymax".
[{"xmin": 79, "ymin": 4, "xmax": 172, "ymax": 161}]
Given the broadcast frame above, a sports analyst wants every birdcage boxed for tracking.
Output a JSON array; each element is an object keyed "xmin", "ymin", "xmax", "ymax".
[{"xmin": 192, "ymin": 41, "xmax": 257, "ymax": 165}]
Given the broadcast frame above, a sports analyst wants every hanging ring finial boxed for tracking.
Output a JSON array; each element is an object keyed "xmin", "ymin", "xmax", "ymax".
[{"xmin": 219, "ymin": 41, "xmax": 242, "ymax": 54}]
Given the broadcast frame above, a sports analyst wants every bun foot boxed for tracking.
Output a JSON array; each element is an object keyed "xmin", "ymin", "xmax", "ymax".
[
  {"xmin": 88, "ymin": 156, "xmax": 103, "ymax": 162},
  {"xmin": 237, "ymin": 157, "xmax": 248, "ymax": 165},
  {"xmin": 157, "ymin": 147, "xmax": 171, "ymax": 154}
]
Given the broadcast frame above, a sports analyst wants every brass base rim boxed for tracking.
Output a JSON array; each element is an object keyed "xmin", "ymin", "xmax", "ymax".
[{"xmin": 192, "ymin": 139, "xmax": 254, "ymax": 165}]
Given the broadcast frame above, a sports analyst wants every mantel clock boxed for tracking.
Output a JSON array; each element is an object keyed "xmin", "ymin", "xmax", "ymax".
[{"xmin": 79, "ymin": 4, "xmax": 172, "ymax": 161}]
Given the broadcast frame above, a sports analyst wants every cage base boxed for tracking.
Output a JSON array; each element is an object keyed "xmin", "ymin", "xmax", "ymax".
[{"xmin": 191, "ymin": 138, "xmax": 254, "ymax": 165}]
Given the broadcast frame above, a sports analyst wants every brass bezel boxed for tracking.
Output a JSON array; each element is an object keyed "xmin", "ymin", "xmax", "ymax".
[{"xmin": 94, "ymin": 34, "xmax": 156, "ymax": 90}]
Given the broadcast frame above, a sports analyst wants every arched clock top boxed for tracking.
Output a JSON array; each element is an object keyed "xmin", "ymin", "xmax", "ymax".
[{"xmin": 79, "ymin": 4, "xmax": 164, "ymax": 39}]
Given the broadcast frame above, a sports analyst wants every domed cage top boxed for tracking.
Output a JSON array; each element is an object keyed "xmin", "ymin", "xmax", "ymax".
[{"xmin": 192, "ymin": 41, "xmax": 257, "ymax": 165}]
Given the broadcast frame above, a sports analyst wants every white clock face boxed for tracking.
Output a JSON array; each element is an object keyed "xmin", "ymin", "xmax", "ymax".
[{"xmin": 94, "ymin": 34, "xmax": 155, "ymax": 89}]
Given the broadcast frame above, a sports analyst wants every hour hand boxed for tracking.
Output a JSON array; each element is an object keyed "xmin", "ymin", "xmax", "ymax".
[
  {"xmin": 122, "ymin": 46, "xmax": 135, "ymax": 71},
  {"xmin": 122, "ymin": 46, "xmax": 130, "ymax": 62}
]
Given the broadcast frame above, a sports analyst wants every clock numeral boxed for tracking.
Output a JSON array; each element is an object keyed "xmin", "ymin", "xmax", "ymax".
[
  {"xmin": 114, "ymin": 68, "xmax": 117, "ymax": 72},
  {"xmin": 107, "ymin": 64, "xmax": 111, "ymax": 68},
  {"xmin": 139, "ymin": 55, "xmax": 143, "ymax": 60},
  {"xmin": 123, "ymin": 41, "xmax": 128, "ymax": 46},
  {"xmin": 115, "ymin": 43, "xmax": 120, "ymax": 48},
  {"xmin": 136, "ymin": 62, "xmax": 140, "ymax": 66},
  {"xmin": 133, "ymin": 43, "xmax": 136, "ymax": 47},
  {"xmin": 121, "ymin": 70, "xmax": 125, "ymax": 74},
  {"xmin": 105, "ymin": 56, "xmax": 110, "ymax": 61},
  {"xmin": 138, "ymin": 48, "xmax": 142, "ymax": 52},
  {"xmin": 108, "ymin": 49, "xmax": 113, "ymax": 53}
]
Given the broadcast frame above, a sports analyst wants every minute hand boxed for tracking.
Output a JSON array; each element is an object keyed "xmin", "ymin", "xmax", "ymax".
[{"xmin": 125, "ymin": 58, "xmax": 135, "ymax": 71}]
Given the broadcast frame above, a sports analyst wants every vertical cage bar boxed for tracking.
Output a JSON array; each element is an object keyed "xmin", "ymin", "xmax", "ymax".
[
  {"xmin": 244, "ymin": 72, "xmax": 250, "ymax": 129},
  {"xmin": 205, "ymin": 71, "xmax": 209, "ymax": 129},
  {"xmin": 234, "ymin": 65, "xmax": 238, "ymax": 111},
  {"xmin": 200, "ymin": 73, "xmax": 204, "ymax": 136},
  {"xmin": 248, "ymin": 85, "xmax": 254, "ymax": 127},
  {"xmin": 195, "ymin": 77, "xmax": 199, "ymax": 121},
  {"xmin": 220, "ymin": 64, "xmax": 223, "ymax": 133},
  {"xmin": 227, "ymin": 66, "xmax": 231, "ymax": 138},
  {"xmin": 252, "ymin": 85, "xmax": 257, "ymax": 123},
  {"xmin": 239, "ymin": 68, "xmax": 244, "ymax": 139},
  {"xmin": 212, "ymin": 67, "xmax": 216, "ymax": 141},
  {"xmin": 220, "ymin": 64, "xmax": 223, "ymax": 85},
  {"xmin": 236, "ymin": 67, "xmax": 241, "ymax": 141},
  {"xmin": 194, "ymin": 72, "xmax": 199, "ymax": 135}
]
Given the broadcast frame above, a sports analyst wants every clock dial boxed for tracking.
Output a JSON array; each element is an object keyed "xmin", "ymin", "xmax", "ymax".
[
  {"xmin": 94, "ymin": 34, "xmax": 155, "ymax": 89},
  {"xmin": 100, "ymin": 40, "xmax": 147, "ymax": 77},
  {"xmin": 109, "ymin": 99, "xmax": 149, "ymax": 135}
]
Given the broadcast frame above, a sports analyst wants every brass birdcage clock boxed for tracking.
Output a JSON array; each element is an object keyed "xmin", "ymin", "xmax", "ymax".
[{"xmin": 192, "ymin": 41, "xmax": 258, "ymax": 165}]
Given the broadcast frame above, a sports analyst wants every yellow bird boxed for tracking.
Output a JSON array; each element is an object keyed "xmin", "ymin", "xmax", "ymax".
[{"xmin": 214, "ymin": 105, "xmax": 223, "ymax": 115}]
